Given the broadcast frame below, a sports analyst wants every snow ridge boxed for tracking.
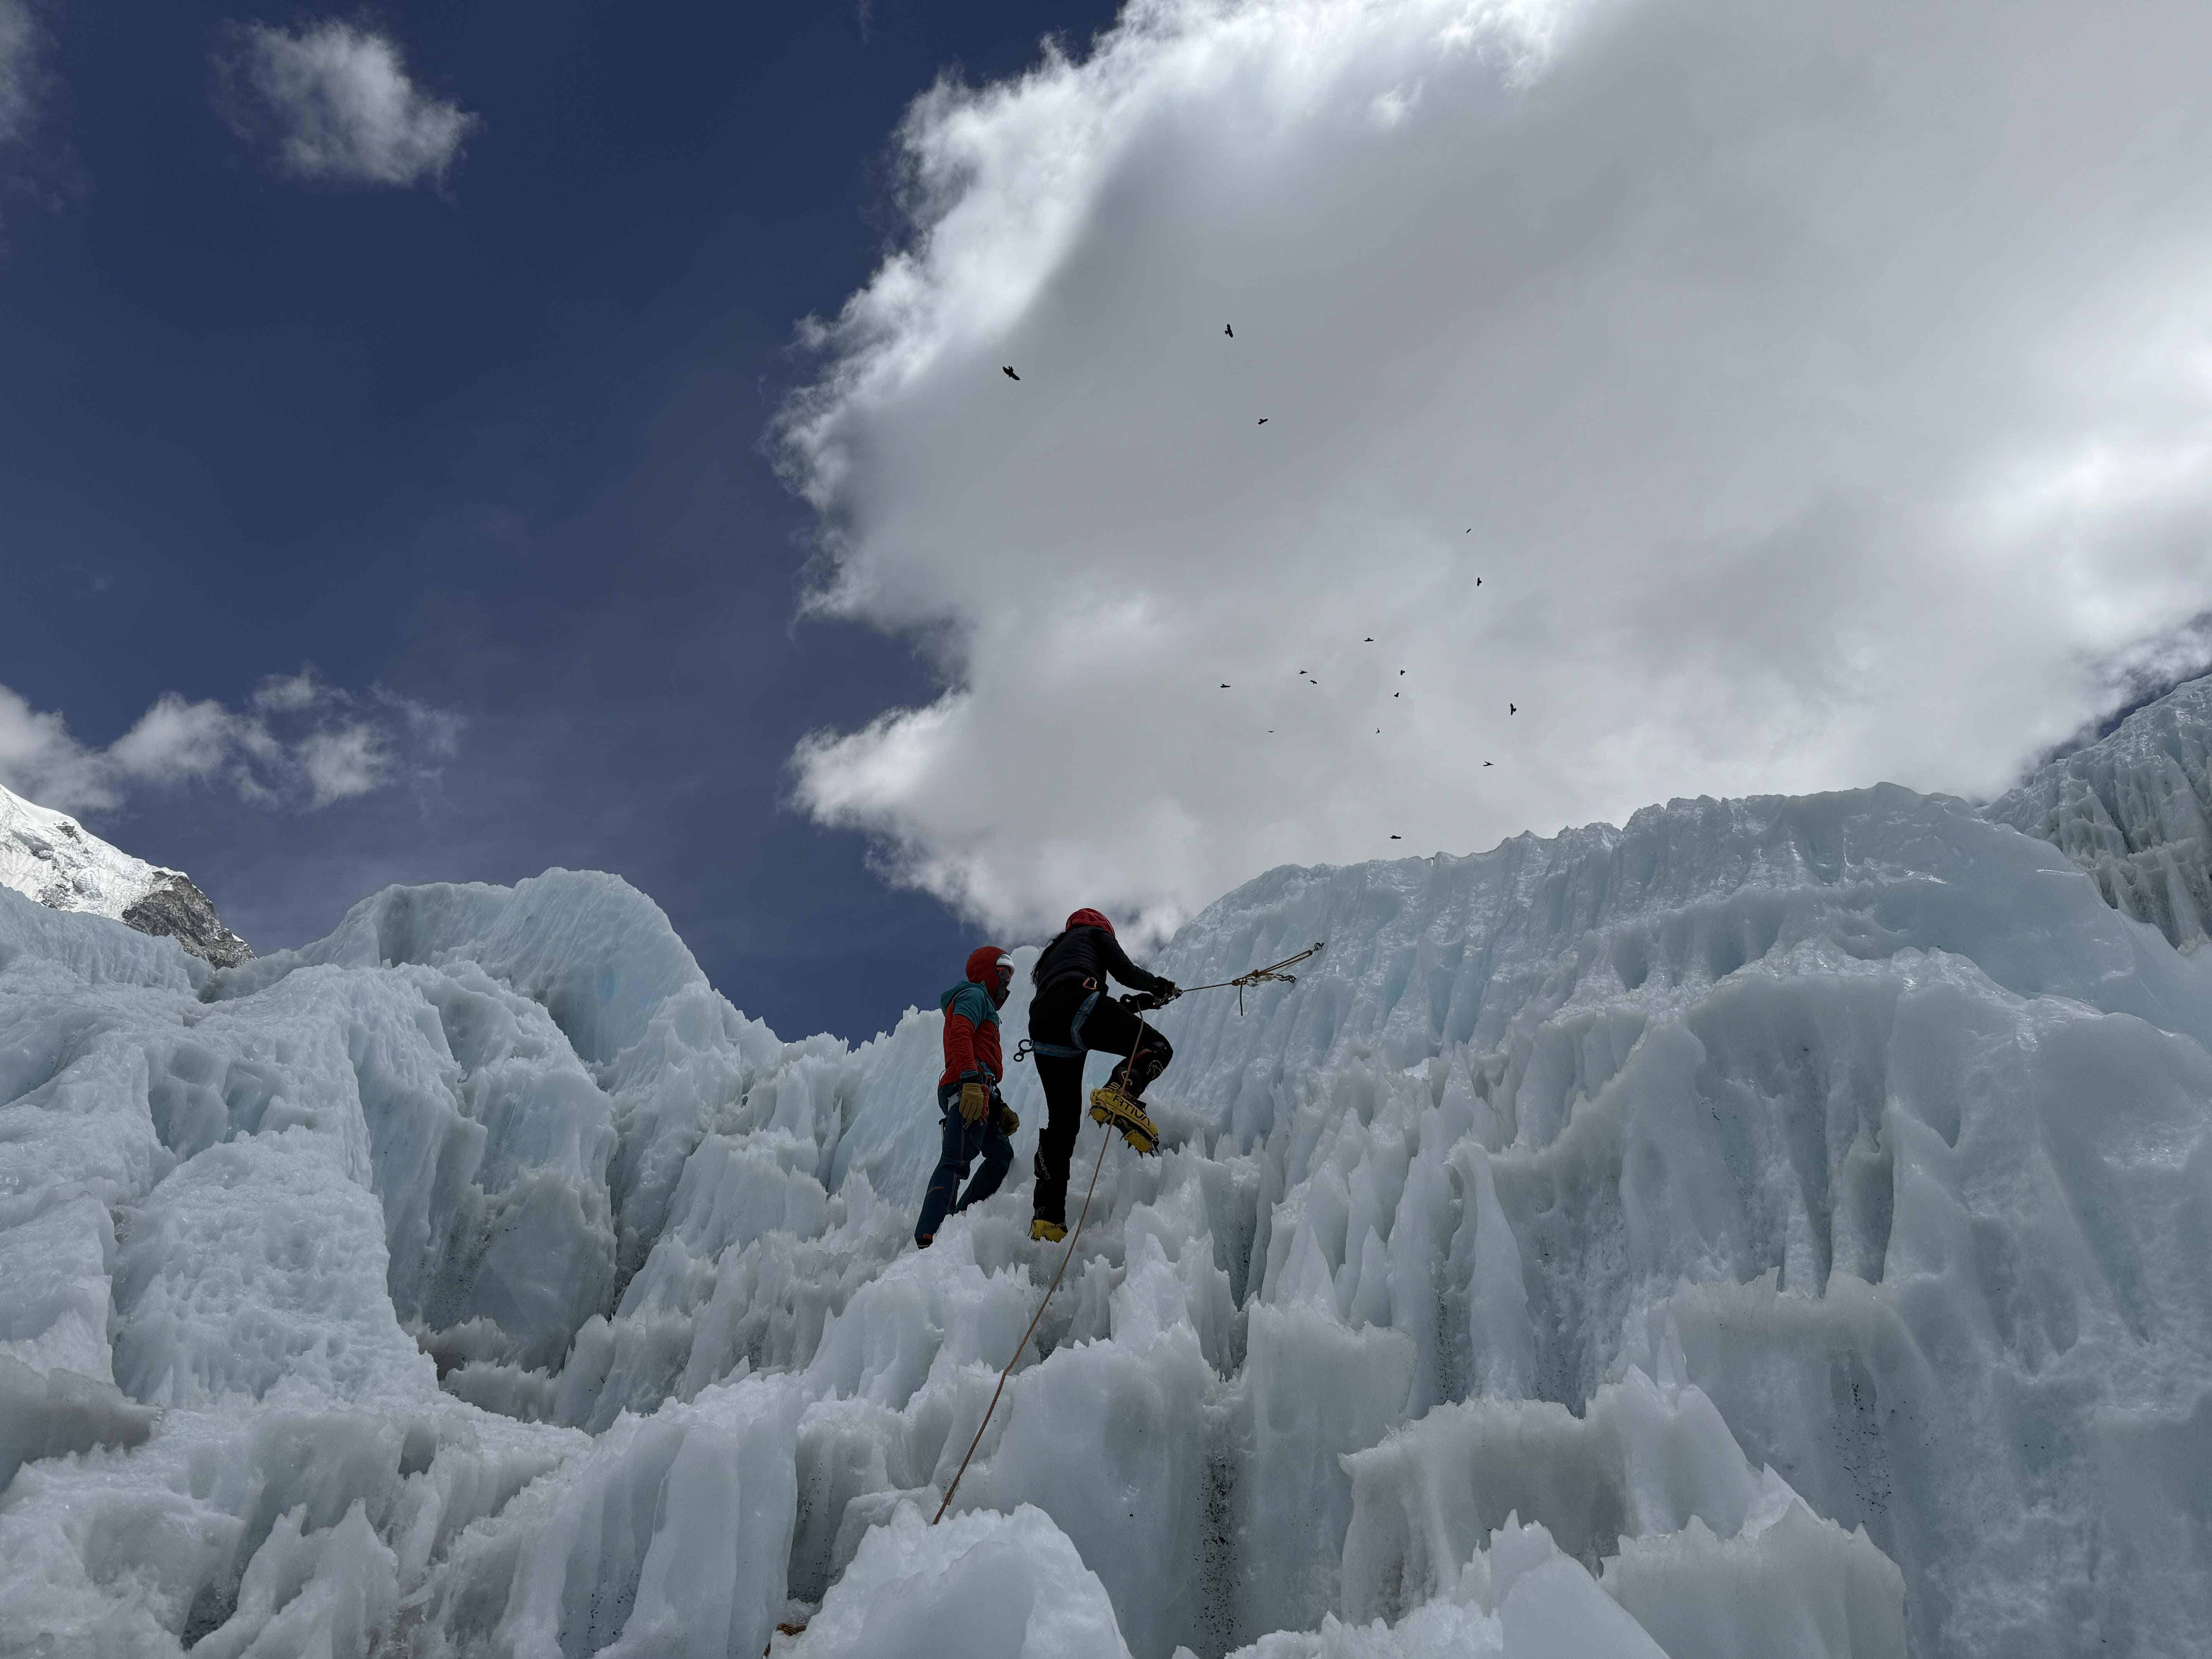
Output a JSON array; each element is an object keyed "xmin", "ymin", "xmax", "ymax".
[
  {"xmin": 0, "ymin": 781, "xmax": 252, "ymax": 967},
  {"xmin": 6, "ymin": 694, "xmax": 2212, "ymax": 1657}
]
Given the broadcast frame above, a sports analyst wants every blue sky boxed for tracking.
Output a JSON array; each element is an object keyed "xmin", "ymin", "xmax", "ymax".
[
  {"xmin": 9, "ymin": 0, "xmax": 2212, "ymax": 1042},
  {"xmin": 0, "ymin": 1, "xmax": 1117, "ymax": 1039}
]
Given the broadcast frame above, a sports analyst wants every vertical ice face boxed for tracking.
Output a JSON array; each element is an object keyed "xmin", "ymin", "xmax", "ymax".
[
  {"xmin": 1987, "ymin": 674, "xmax": 2212, "ymax": 951},
  {"xmin": 8, "ymin": 692, "xmax": 2212, "ymax": 1656}
]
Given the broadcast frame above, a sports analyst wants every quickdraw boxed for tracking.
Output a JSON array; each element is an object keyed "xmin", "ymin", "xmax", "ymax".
[{"xmin": 1174, "ymin": 939, "xmax": 1327, "ymax": 1015}]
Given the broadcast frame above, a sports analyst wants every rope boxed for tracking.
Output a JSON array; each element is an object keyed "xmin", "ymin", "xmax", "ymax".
[
  {"xmin": 1012, "ymin": 945, "xmax": 1325, "ymax": 1061},
  {"xmin": 1173, "ymin": 940, "xmax": 1326, "ymax": 1015},
  {"xmin": 931, "ymin": 1099, "xmax": 1116, "ymax": 1524},
  {"xmin": 933, "ymin": 996, "xmax": 1168, "ymax": 1524}
]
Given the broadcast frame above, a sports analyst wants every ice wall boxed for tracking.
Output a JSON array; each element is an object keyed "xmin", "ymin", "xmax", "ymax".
[
  {"xmin": 6, "ymin": 693, "xmax": 2212, "ymax": 1657},
  {"xmin": 1989, "ymin": 674, "xmax": 2212, "ymax": 951}
]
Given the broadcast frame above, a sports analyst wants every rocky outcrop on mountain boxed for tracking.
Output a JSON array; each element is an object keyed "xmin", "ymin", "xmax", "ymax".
[
  {"xmin": 0, "ymin": 782, "xmax": 252, "ymax": 968},
  {"xmin": 118, "ymin": 872, "xmax": 254, "ymax": 969}
]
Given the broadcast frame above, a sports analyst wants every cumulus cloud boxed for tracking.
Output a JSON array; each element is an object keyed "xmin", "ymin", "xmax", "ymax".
[
  {"xmin": 778, "ymin": 0, "xmax": 2212, "ymax": 943},
  {"xmin": 215, "ymin": 19, "xmax": 477, "ymax": 188},
  {"xmin": 0, "ymin": 672, "xmax": 460, "ymax": 817}
]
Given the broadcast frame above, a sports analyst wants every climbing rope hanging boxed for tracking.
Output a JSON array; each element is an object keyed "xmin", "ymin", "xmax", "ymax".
[
  {"xmin": 931, "ymin": 1116, "xmax": 1113, "ymax": 1523},
  {"xmin": 933, "ymin": 943, "xmax": 1325, "ymax": 1524},
  {"xmin": 933, "ymin": 1003, "xmax": 1157, "ymax": 1525}
]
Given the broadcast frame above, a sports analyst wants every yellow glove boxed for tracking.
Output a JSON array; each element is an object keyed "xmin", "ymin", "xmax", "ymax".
[{"xmin": 959, "ymin": 1081, "xmax": 990, "ymax": 1122}]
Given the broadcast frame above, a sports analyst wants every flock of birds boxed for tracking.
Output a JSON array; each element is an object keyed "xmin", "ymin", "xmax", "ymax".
[{"xmin": 1003, "ymin": 323, "xmax": 1515, "ymax": 848}]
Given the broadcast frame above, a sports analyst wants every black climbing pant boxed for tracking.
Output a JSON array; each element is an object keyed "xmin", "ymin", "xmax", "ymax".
[{"xmin": 1027, "ymin": 980, "xmax": 1172, "ymax": 1225}]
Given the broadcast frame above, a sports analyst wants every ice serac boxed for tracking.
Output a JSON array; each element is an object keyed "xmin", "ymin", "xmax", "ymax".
[
  {"xmin": 0, "ymin": 780, "xmax": 253, "ymax": 967},
  {"xmin": 1987, "ymin": 673, "xmax": 2212, "ymax": 951},
  {"xmin": 8, "ymin": 690, "xmax": 2212, "ymax": 1657}
]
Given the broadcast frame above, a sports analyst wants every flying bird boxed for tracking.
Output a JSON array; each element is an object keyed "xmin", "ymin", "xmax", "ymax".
[
  {"xmin": 1399, "ymin": 669, "xmax": 1406, "ymax": 676},
  {"xmin": 1257, "ymin": 418, "xmax": 1269, "ymax": 425},
  {"xmin": 1390, "ymin": 835, "xmax": 1403, "ymax": 840},
  {"xmin": 1364, "ymin": 637, "xmax": 1373, "ymax": 642},
  {"xmin": 1510, "ymin": 703, "xmax": 1517, "ymax": 714},
  {"xmin": 1224, "ymin": 323, "xmax": 1234, "ymax": 338},
  {"xmin": 1484, "ymin": 761, "xmax": 1493, "ymax": 767},
  {"xmin": 1393, "ymin": 692, "xmax": 1400, "ymax": 698},
  {"xmin": 1002, "ymin": 366, "xmax": 1020, "ymax": 381},
  {"xmin": 1476, "ymin": 577, "xmax": 1482, "ymax": 587},
  {"xmin": 1219, "ymin": 683, "xmax": 1231, "ymax": 689}
]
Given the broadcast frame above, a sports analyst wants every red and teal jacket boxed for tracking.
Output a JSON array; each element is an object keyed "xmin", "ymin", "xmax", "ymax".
[{"xmin": 938, "ymin": 946, "xmax": 1008, "ymax": 1090}]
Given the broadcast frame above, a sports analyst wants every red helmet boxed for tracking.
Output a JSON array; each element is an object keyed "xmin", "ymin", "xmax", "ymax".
[
  {"xmin": 966, "ymin": 946, "xmax": 1014, "ymax": 1005},
  {"xmin": 1066, "ymin": 908, "xmax": 1114, "ymax": 935}
]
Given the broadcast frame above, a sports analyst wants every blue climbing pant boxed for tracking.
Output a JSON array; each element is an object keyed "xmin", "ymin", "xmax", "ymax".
[{"xmin": 915, "ymin": 1081, "xmax": 1015, "ymax": 1244}]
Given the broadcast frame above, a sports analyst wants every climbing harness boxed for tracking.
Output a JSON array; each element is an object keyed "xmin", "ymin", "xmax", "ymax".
[{"xmin": 1017, "ymin": 978, "xmax": 1101, "ymax": 1063}]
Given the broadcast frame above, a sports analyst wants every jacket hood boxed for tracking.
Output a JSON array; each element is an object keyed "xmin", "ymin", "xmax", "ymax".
[
  {"xmin": 939, "ymin": 979, "xmax": 1002, "ymax": 1023},
  {"xmin": 964, "ymin": 945, "xmax": 1012, "ymax": 1007}
]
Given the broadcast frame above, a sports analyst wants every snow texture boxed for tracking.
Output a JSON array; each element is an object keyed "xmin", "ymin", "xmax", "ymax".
[
  {"xmin": 6, "ymin": 685, "xmax": 2212, "ymax": 1657},
  {"xmin": 0, "ymin": 780, "xmax": 253, "ymax": 967},
  {"xmin": 1989, "ymin": 674, "xmax": 2212, "ymax": 953}
]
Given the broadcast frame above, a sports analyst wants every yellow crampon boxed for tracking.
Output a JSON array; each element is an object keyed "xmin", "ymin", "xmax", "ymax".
[
  {"xmin": 1030, "ymin": 1217, "xmax": 1067, "ymax": 1243},
  {"xmin": 1088, "ymin": 1081, "xmax": 1160, "ymax": 1155}
]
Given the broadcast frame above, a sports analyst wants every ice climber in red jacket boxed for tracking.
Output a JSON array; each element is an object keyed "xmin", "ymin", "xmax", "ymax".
[{"xmin": 914, "ymin": 945, "xmax": 1020, "ymax": 1249}]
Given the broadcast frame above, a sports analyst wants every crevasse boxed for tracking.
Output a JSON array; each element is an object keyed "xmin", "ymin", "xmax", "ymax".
[{"xmin": 5, "ymin": 689, "xmax": 2212, "ymax": 1658}]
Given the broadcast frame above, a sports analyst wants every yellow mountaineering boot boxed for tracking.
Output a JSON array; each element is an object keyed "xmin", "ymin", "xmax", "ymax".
[
  {"xmin": 1030, "ymin": 1217, "xmax": 1067, "ymax": 1243},
  {"xmin": 1088, "ymin": 1080, "xmax": 1160, "ymax": 1155}
]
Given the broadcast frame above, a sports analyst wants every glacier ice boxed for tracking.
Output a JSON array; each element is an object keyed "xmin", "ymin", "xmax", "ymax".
[
  {"xmin": 5, "ymin": 689, "xmax": 2212, "ymax": 1657},
  {"xmin": 1989, "ymin": 675, "xmax": 2212, "ymax": 953},
  {"xmin": 776, "ymin": 1502, "xmax": 1131, "ymax": 1659}
]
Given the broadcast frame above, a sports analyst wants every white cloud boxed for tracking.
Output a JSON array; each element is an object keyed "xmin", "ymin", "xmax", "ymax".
[
  {"xmin": 298, "ymin": 723, "xmax": 386, "ymax": 805},
  {"xmin": 250, "ymin": 670, "xmax": 321, "ymax": 713},
  {"xmin": 779, "ymin": 0, "xmax": 2212, "ymax": 943},
  {"xmin": 106, "ymin": 694, "xmax": 237, "ymax": 785},
  {"xmin": 0, "ymin": 2, "xmax": 43, "ymax": 151},
  {"xmin": 0, "ymin": 684, "xmax": 118, "ymax": 814},
  {"xmin": 0, "ymin": 672, "xmax": 460, "ymax": 816},
  {"xmin": 216, "ymin": 19, "xmax": 477, "ymax": 188}
]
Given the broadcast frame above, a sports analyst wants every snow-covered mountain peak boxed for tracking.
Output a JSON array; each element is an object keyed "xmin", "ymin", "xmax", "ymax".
[
  {"xmin": 0, "ymin": 780, "xmax": 251, "ymax": 967},
  {"xmin": 0, "ymin": 782, "xmax": 156, "ymax": 917}
]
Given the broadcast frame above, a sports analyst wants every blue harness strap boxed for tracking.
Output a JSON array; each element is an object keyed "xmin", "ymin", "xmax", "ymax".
[{"xmin": 1024, "ymin": 987, "xmax": 1100, "ymax": 1061}]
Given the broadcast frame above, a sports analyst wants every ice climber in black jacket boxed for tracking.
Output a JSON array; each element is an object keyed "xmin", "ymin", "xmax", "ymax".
[{"xmin": 1025, "ymin": 908, "xmax": 1179, "ymax": 1242}]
